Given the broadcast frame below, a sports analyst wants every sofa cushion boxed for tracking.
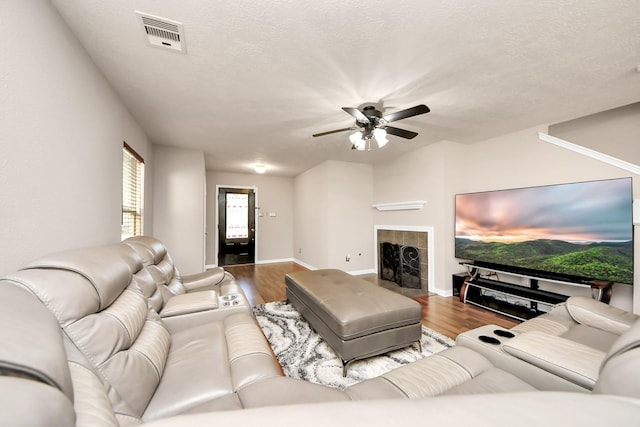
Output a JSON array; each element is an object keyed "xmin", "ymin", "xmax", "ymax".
[
  {"xmin": 223, "ymin": 313, "xmax": 282, "ymax": 390},
  {"xmin": 346, "ymin": 346, "xmax": 534, "ymax": 400},
  {"xmin": 143, "ymin": 321, "xmax": 237, "ymax": 420},
  {"xmin": 501, "ymin": 331, "xmax": 605, "ymax": 389},
  {"xmin": 511, "ymin": 306, "xmax": 574, "ymax": 336},
  {"xmin": 442, "ymin": 367, "xmax": 536, "ymax": 395},
  {"xmin": 560, "ymin": 323, "xmax": 619, "ymax": 352}
]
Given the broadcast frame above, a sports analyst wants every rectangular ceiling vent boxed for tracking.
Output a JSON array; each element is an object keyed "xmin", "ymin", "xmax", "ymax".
[{"xmin": 136, "ymin": 12, "xmax": 186, "ymax": 53}]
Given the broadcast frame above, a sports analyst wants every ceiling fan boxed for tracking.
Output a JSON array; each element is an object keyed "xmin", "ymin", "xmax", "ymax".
[{"xmin": 312, "ymin": 104, "xmax": 430, "ymax": 150}]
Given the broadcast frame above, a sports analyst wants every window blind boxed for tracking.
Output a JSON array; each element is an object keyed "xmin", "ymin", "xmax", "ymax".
[{"xmin": 122, "ymin": 143, "xmax": 144, "ymax": 240}]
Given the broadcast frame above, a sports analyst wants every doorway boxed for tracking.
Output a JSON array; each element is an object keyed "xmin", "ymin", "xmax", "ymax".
[{"xmin": 217, "ymin": 187, "xmax": 256, "ymax": 266}]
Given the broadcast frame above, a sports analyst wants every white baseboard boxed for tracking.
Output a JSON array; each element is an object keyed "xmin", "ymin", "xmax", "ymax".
[
  {"xmin": 349, "ymin": 268, "xmax": 376, "ymax": 275},
  {"xmin": 432, "ymin": 289, "xmax": 453, "ymax": 297},
  {"xmin": 292, "ymin": 258, "xmax": 317, "ymax": 271},
  {"xmin": 255, "ymin": 258, "xmax": 295, "ymax": 265},
  {"xmin": 208, "ymin": 258, "xmax": 299, "ymax": 268}
]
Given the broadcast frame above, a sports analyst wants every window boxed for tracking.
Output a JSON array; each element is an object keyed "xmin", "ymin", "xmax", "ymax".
[
  {"xmin": 122, "ymin": 142, "xmax": 144, "ymax": 240},
  {"xmin": 226, "ymin": 193, "xmax": 249, "ymax": 239}
]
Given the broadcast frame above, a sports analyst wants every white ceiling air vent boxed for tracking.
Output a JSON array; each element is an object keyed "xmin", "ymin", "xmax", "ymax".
[{"xmin": 136, "ymin": 12, "xmax": 186, "ymax": 53}]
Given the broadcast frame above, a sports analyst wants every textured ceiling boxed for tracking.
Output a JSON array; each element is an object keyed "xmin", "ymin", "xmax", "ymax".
[{"xmin": 50, "ymin": 0, "xmax": 640, "ymax": 176}]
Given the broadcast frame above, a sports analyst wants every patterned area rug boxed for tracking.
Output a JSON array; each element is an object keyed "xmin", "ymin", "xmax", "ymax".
[{"xmin": 253, "ymin": 300, "xmax": 455, "ymax": 390}]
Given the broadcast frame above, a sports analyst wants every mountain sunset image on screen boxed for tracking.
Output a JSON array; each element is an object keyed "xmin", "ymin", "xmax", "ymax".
[{"xmin": 455, "ymin": 178, "xmax": 633, "ymax": 284}]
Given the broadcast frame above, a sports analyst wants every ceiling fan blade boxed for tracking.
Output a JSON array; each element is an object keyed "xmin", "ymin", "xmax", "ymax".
[
  {"xmin": 312, "ymin": 127, "xmax": 353, "ymax": 137},
  {"xmin": 342, "ymin": 107, "xmax": 370, "ymax": 124},
  {"xmin": 385, "ymin": 126, "xmax": 419, "ymax": 139},
  {"xmin": 382, "ymin": 104, "xmax": 430, "ymax": 123}
]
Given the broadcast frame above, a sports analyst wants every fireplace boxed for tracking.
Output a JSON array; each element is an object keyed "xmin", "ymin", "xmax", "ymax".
[
  {"xmin": 380, "ymin": 242, "xmax": 421, "ymax": 289},
  {"xmin": 376, "ymin": 227, "xmax": 429, "ymax": 292}
]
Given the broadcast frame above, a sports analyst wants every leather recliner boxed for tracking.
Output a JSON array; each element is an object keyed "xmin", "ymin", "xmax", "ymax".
[
  {"xmin": 3, "ymin": 278, "xmax": 640, "ymax": 426},
  {"xmin": 123, "ymin": 236, "xmax": 251, "ymax": 332},
  {"xmin": 1, "ymin": 240, "xmax": 640, "ymax": 425},
  {"xmin": 0, "ymin": 242, "xmax": 283, "ymax": 424},
  {"xmin": 511, "ymin": 296, "xmax": 638, "ymax": 352},
  {"xmin": 346, "ymin": 313, "xmax": 640, "ymax": 400}
]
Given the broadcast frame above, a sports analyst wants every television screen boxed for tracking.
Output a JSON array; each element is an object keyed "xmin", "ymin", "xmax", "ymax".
[{"xmin": 455, "ymin": 177, "xmax": 634, "ymax": 285}]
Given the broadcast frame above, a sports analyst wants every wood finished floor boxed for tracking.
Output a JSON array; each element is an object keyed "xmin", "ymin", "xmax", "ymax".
[{"xmin": 224, "ymin": 261, "xmax": 519, "ymax": 339}]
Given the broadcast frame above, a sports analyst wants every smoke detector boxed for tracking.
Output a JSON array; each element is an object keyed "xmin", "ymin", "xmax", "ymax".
[{"xmin": 136, "ymin": 12, "xmax": 186, "ymax": 53}]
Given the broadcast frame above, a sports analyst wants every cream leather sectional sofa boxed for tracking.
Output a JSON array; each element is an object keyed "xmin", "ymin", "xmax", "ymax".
[{"xmin": 1, "ymin": 237, "xmax": 640, "ymax": 426}]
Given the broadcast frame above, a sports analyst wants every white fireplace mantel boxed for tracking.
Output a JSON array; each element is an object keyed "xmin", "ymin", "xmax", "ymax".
[{"xmin": 372, "ymin": 200, "xmax": 427, "ymax": 211}]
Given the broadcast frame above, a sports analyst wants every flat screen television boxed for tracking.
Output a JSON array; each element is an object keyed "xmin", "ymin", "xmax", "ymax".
[{"xmin": 455, "ymin": 177, "xmax": 634, "ymax": 285}]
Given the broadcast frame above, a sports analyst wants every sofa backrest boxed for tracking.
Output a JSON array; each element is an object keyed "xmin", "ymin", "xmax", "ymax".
[
  {"xmin": 123, "ymin": 236, "xmax": 187, "ymax": 300},
  {"xmin": 4, "ymin": 243, "xmax": 171, "ymax": 421},
  {"xmin": 593, "ymin": 318, "xmax": 640, "ymax": 398}
]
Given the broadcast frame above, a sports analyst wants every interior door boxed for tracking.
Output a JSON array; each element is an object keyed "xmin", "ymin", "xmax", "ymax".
[{"xmin": 218, "ymin": 187, "xmax": 255, "ymax": 266}]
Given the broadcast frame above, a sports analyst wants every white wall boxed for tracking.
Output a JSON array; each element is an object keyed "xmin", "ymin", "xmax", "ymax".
[
  {"xmin": 326, "ymin": 161, "xmax": 374, "ymax": 273},
  {"xmin": 293, "ymin": 160, "xmax": 374, "ymax": 273},
  {"xmin": 0, "ymin": 0, "xmax": 152, "ymax": 274},
  {"xmin": 549, "ymin": 104, "xmax": 640, "ymax": 312},
  {"xmin": 373, "ymin": 141, "xmax": 465, "ymax": 293},
  {"xmin": 153, "ymin": 146, "xmax": 205, "ymax": 275},
  {"xmin": 373, "ymin": 123, "xmax": 638, "ymax": 312},
  {"xmin": 460, "ymin": 126, "xmax": 638, "ymax": 311},
  {"xmin": 294, "ymin": 162, "xmax": 330, "ymax": 268},
  {"xmin": 205, "ymin": 171, "xmax": 294, "ymax": 265},
  {"xmin": 550, "ymin": 102, "xmax": 640, "ymax": 165}
]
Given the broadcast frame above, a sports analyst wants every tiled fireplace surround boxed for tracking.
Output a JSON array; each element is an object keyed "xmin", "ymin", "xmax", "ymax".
[{"xmin": 376, "ymin": 228, "xmax": 429, "ymax": 293}]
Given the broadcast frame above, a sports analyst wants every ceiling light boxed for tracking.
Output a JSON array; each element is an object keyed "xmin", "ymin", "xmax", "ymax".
[
  {"xmin": 349, "ymin": 131, "xmax": 366, "ymax": 150},
  {"xmin": 349, "ymin": 128, "xmax": 389, "ymax": 150},
  {"xmin": 254, "ymin": 164, "xmax": 266, "ymax": 174},
  {"xmin": 349, "ymin": 131, "xmax": 363, "ymax": 144},
  {"xmin": 373, "ymin": 128, "xmax": 388, "ymax": 148}
]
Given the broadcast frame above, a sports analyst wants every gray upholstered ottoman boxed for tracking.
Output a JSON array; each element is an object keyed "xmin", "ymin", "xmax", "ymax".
[{"xmin": 285, "ymin": 269, "xmax": 422, "ymax": 375}]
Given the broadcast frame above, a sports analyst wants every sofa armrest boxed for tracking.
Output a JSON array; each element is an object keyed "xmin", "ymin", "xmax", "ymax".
[
  {"xmin": 0, "ymin": 377, "xmax": 76, "ymax": 427},
  {"xmin": 501, "ymin": 331, "xmax": 605, "ymax": 389},
  {"xmin": 237, "ymin": 376, "xmax": 350, "ymax": 408},
  {"xmin": 566, "ymin": 297, "xmax": 638, "ymax": 335},
  {"xmin": 160, "ymin": 291, "xmax": 218, "ymax": 317},
  {"xmin": 511, "ymin": 302, "xmax": 576, "ymax": 336},
  {"xmin": 181, "ymin": 268, "xmax": 226, "ymax": 292},
  {"xmin": 161, "ymin": 303, "xmax": 250, "ymax": 335}
]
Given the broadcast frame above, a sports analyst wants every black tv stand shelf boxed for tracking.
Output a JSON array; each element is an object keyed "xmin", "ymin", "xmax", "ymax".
[
  {"xmin": 458, "ymin": 263, "xmax": 613, "ymax": 322},
  {"xmin": 463, "ymin": 277, "xmax": 568, "ymax": 321}
]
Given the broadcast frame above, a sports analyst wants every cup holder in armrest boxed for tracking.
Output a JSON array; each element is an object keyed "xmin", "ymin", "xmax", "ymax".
[
  {"xmin": 493, "ymin": 329, "xmax": 515, "ymax": 339},
  {"xmin": 478, "ymin": 335, "xmax": 501, "ymax": 345},
  {"xmin": 222, "ymin": 300, "xmax": 240, "ymax": 307}
]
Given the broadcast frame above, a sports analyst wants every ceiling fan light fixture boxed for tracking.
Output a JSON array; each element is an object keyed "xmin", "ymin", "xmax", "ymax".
[
  {"xmin": 349, "ymin": 131, "xmax": 366, "ymax": 150},
  {"xmin": 349, "ymin": 131, "xmax": 363, "ymax": 144},
  {"xmin": 314, "ymin": 103, "xmax": 430, "ymax": 151},
  {"xmin": 373, "ymin": 128, "xmax": 388, "ymax": 147}
]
